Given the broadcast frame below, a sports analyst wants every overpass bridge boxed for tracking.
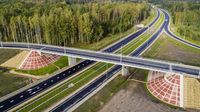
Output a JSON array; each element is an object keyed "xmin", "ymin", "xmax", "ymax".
[{"xmin": 1, "ymin": 42, "xmax": 200, "ymax": 78}]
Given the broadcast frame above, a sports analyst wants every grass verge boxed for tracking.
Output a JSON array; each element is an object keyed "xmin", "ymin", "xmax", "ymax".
[{"xmin": 143, "ymin": 33, "xmax": 200, "ymax": 66}]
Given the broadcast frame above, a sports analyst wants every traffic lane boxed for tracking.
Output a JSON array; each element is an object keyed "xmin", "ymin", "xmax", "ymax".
[
  {"xmin": 172, "ymin": 65, "xmax": 199, "ymax": 76},
  {"xmin": 0, "ymin": 60, "xmax": 95, "ymax": 112},
  {"xmin": 51, "ymin": 65, "xmax": 122, "ymax": 112}
]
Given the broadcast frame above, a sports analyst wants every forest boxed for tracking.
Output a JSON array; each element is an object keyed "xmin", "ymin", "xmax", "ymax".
[
  {"xmin": 163, "ymin": 2, "xmax": 200, "ymax": 42},
  {"xmin": 0, "ymin": 1, "xmax": 150, "ymax": 46}
]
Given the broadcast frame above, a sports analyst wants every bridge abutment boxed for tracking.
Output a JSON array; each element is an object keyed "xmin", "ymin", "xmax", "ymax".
[
  {"xmin": 122, "ymin": 65, "xmax": 130, "ymax": 76},
  {"xmin": 68, "ymin": 57, "xmax": 77, "ymax": 66}
]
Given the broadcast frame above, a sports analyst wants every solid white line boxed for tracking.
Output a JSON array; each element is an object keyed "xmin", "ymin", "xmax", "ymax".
[{"xmin": 16, "ymin": 63, "xmax": 108, "ymax": 112}]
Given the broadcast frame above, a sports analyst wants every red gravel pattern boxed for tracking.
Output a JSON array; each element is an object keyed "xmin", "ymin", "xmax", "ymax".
[
  {"xmin": 147, "ymin": 71, "xmax": 180, "ymax": 106},
  {"xmin": 20, "ymin": 51, "xmax": 60, "ymax": 70}
]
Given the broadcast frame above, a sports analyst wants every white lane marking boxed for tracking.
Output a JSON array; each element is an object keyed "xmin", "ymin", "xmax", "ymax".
[
  {"xmin": 44, "ymin": 83, "xmax": 47, "ymax": 86},
  {"xmin": 78, "ymin": 66, "xmax": 80, "ymax": 68},
  {"xmin": 51, "ymin": 80, "xmax": 54, "ymax": 82},
  {"xmin": 68, "ymin": 71, "xmax": 71, "ymax": 73},
  {"xmin": 31, "ymin": 89, "xmax": 42, "ymax": 95},
  {"xmin": 31, "ymin": 92, "xmax": 36, "ymax": 95},
  {"xmin": 0, "ymin": 105, "xmax": 4, "ymax": 108},
  {"xmin": 20, "ymin": 95, "xmax": 23, "ymax": 98},
  {"xmin": 27, "ymin": 89, "xmax": 32, "ymax": 92},
  {"xmin": 22, "ymin": 64, "xmax": 109, "ymax": 112},
  {"xmin": 57, "ymin": 77, "xmax": 60, "ymax": 79},
  {"xmin": 10, "ymin": 100, "xmax": 14, "ymax": 103},
  {"xmin": 63, "ymin": 74, "xmax": 66, "ymax": 76},
  {"xmin": 73, "ymin": 68, "xmax": 75, "ymax": 71}
]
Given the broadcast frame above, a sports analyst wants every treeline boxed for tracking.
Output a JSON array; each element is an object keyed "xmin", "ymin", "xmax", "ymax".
[
  {"xmin": 0, "ymin": 2, "xmax": 150, "ymax": 46},
  {"xmin": 163, "ymin": 2, "xmax": 200, "ymax": 41}
]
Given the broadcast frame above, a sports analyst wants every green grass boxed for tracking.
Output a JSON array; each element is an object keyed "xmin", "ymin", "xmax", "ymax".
[
  {"xmin": 16, "ymin": 64, "xmax": 58, "ymax": 76},
  {"xmin": 15, "ymin": 9, "xmax": 162, "ymax": 112},
  {"xmin": 16, "ymin": 56, "xmax": 68, "ymax": 76},
  {"xmin": 53, "ymin": 56, "xmax": 68, "ymax": 68},
  {"xmin": 0, "ymin": 68, "xmax": 31, "ymax": 97},
  {"xmin": 0, "ymin": 49, "xmax": 21, "ymax": 64}
]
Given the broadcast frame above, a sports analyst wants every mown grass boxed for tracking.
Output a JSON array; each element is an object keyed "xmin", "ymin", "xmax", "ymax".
[{"xmin": 15, "ymin": 9, "xmax": 161, "ymax": 112}]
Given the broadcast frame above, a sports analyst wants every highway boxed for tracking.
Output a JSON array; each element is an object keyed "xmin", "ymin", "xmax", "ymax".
[
  {"xmin": 51, "ymin": 10, "xmax": 199, "ymax": 112},
  {"xmin": 0, "ymin": 9, "xmax": 161, "ymax": 112},
  {"xmin": 163, "ymin": 10, "xmax": 200, "ymax": 49}
]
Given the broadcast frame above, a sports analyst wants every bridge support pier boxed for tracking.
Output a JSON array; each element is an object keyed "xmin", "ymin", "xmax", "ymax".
[
  {"xmin": 180, "ymin": 74, "xmax": 184, "ymax": 108},
  {"xmin": 68, "ymin": 57, "xmax": 77, "ymax": 66},
  {"xmin": 122, "ymin": 66, "xmax": 130, "ymax": 76}
]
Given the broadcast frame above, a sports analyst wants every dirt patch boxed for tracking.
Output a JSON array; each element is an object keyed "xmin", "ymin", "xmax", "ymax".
[
  {"xmin": 99, "ymin": 80, "xmax": 185, "ymax": 112},
  {"xmin": 184, "ymin": 77, "xmax": 200, "ymax": 110}
]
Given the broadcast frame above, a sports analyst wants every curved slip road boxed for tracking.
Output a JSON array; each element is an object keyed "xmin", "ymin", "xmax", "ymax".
[{"xmin": 163, "ymin": 10, "xmax": 200, "ymax": 49}]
